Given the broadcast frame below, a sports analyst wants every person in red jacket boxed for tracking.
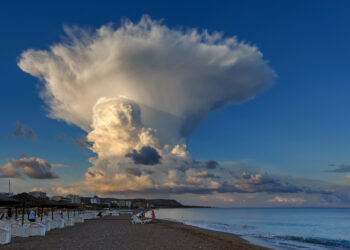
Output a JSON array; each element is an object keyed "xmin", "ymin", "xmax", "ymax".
[{"xmin": 151, "ymin": 210, "xmax": 155, "ymax": 221}]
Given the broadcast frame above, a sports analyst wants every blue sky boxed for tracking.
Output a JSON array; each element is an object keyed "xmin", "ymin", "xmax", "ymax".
[{"xmin": 1, "ymin": 0, "xmax": 350, "ymax": 206}]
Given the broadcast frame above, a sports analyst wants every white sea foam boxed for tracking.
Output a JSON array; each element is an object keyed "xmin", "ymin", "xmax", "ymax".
[{"xmin": 154, "ymin": 208, "xmax": 350, "ymax": 250}]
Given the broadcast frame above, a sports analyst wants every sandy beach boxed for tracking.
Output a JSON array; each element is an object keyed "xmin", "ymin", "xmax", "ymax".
[{"xmin": 0, "ymin": 214, "xmax": 268, "ymax": 250}]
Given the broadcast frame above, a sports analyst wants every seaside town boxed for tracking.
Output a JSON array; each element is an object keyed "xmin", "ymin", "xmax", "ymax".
[
  {"xmin": 0, "ymin": 191, "xmax": 184, "ymax": 209},
  {"xmin": 0, "ymin": 190, "xmax": 251, "ymax": 250},
  {"xmin": 0, "ymin": 190, "xmax": 191, "ymax": 246}
]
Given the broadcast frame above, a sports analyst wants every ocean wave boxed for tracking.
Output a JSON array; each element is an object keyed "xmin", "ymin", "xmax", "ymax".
[
  {"xmin": 156, "ymin": 208, "xmax": 350, "ymax": 250},
  {"xmin": 161, "ymin": 217, "xmax": 349, "ymax": 249},
  {"xmin": 274, "ymin": 235, "xmax": 350, "ymax": 249}
]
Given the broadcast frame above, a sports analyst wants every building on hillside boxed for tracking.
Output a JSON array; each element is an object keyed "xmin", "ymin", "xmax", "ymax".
[
  {"xmin": 111, "ymin": 200, "xmax": 131, "ymax": 208},
  {"xmin": 29, "ymin": 191, "xmax": 47, "ymax": 199},
  {"xmin": 90, "ymin": 196, "xmax": 100, "ymax": 204},
  {"xmin": 79, "ymin": 197, "xmax": 91, "ymax": 205},
  {"xmin": 51, "ymin": 196, "xmax": 63, "ymax": 201},
  {"xmin": 0, "ymin": 192, "xmax": 14, "ymax": 197},
  {"xmin": 60, "ymin": 197, "xmax": 72, "ymax": 203},
  {"xmin": 51, "ymin": 196, "xmax": 72, "ymax": 203},
  {"xmin": 66, "ymin": 194, "xmax": 81, "ymax": 204},
  {"xmin": 131, "ymin": 201, "xmax": 145, "ymax": 208}
]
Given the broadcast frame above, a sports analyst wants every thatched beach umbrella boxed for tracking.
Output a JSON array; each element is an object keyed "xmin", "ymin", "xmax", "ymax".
[
  {"xmin": 55, "ymin": 201, "xmax": 80, "ymax": 218},
  {"xmin": 0, "ymin": 194, "xmax": 20, "ymax": 207},
  {"xmin": 12, "ymin": 193, "xmax": 46, "ymax": 224},
  {"xmin": 12, "ymin": 193, "xmax": 44, "ymax": 208},
  {"xmin": 0, "ymin": 194, "xmax": 19, "ymax": 219}
]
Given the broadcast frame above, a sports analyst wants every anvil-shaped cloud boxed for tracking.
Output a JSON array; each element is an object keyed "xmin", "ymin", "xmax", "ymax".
[{"xmin": 18, "ymin": 16, "xmax": 276, "ymax": 195}]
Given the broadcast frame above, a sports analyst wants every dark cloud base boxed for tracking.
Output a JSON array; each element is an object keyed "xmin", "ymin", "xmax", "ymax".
[{"xmin": 125, "ymin": 146, "xmax": 161, "ymax": 165}]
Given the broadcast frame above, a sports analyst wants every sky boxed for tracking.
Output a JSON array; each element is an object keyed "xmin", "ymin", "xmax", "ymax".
[{"xmin": 1, "ymin": 0, "xmax": 350, "ymax": 207}]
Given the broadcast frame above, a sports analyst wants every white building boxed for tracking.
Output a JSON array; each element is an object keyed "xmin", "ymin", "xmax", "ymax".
[
  {"xmin": 51, "ymin": 196, "xmax": 63, "ymax": 201},
  {"xmin": 111, "ymin": 200, "xmax": 131, "ymax": 208},
  {"xmin": 90, "ymin": 196, "xmax": 100, "ymax": 204},
  {"xmin": 66, "ymin": 194, "xmax": 81, "ymax": 204},
  {"xmin": 29, "ymin": 191, "xmax": 47, "ymax": 199},
  {"xmin": 0, "ymin": 192, "xmax": 14, "ymax": 197}
]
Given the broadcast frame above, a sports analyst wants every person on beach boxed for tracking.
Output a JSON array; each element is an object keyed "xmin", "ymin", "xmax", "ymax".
[
  {"xmin": 6, "ymin": 208, "xmax": 12, "ymax": 219},
  {"xmin": 28, "ymin": 210, "xmax": 36, "ymax": 222}
]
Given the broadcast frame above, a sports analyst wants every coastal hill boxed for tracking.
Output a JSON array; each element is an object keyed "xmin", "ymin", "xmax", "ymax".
[{"xmin": 81, "ymin": 197, "xmax": 208, "ymax": 208}]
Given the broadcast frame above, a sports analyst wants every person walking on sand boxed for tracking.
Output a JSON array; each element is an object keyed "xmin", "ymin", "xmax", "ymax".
[
  {"xmin": 29, "ymin": 210, "xmax": 36, "ymax": 222},
  {"xmin": 6, "ymin": 208, "xmax": 12, "ymax": 220}
]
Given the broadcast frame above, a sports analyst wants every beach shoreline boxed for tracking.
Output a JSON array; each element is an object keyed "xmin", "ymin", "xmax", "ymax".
[{"xmin": 1, "ymin": 215, "xmax": 269, "ymax": 249}]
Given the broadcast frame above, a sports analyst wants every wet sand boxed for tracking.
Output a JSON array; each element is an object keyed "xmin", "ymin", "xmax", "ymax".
[{"xmin": 1, "ymin": 215, "xmax": 269, "ymax": 250}]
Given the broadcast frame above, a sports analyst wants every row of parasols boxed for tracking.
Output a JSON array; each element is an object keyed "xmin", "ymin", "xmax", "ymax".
[{"xmin": 0, "ymin": 192, "xmax": 81, "ymax": 224}]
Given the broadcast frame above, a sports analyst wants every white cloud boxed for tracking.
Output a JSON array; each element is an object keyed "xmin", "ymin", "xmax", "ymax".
[
  {"xmin": 18, "ymin": 16, "xmax": 276, "ymax": 195},
  {"xmin": 18, "ymin": 15, "xmax": 275, "ymax": 144},
  {"xmin": 0, "ymin": 157, "xmax": 59, "ymax": 179},
  {"xmin": 268, "ymin": 196, "xmax": 306, "ymax": 203}
]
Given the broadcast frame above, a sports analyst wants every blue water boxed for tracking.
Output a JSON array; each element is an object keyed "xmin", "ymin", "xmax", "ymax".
[{"xmin": 153, "ymin": 208, "xmax": 350, "ymax": 250}]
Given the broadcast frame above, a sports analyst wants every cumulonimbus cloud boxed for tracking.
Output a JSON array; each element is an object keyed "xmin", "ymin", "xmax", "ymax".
[
  {"xmin": 18, "ymin": 15, "xmax": 275, "ymax": 143},
  {"xmin": 18, "ymin": 15, "xmax": 277, "ymax": 195},
  {"xmin": 0, "ymin": 157, "xmax": 59, "ymax": 179}
]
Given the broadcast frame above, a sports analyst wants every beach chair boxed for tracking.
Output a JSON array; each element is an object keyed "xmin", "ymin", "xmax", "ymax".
[
  {"xmin": 131, "ymin": 215, "xmax": 152, "ymax": 224},
  {"xmin": 73, "ymin": 215, "xmax": 84, "ymax": 223},
  {"xmin": 83, "ymin": 211, "xmax": 95, "ymax": 220},
  {"xmin": 50, "ymin": 218, "xmax": 58, "ymax": 230},
  {"xmin": 29, "ymin": 222, "xmax": 46, "ymax": 236},
  {"xmin": 42, "ymin": 218, "xmax": 52, "ymax": 231},
  {"xmin": 0, "ymin": 222, "xmax": 11, "ymax": 244},
  {"xmin": 111, "ymin": 210, "xmax": 120, "ymax": 216},
  {"xmin": 65, "ymin": 217, "xmax": 75, "ymax": 227},
  {"xmin": 52, "ymin": 218, "xmax": 65, "ymax": 229},
  {"xmin": 11, "ymin": 224, "xmax": 30, "ymax": 237}
]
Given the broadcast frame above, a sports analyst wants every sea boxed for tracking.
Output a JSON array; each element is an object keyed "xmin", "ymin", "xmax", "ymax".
[{"xmin": 153, "ymin": 208, "xmax": 350, "ymax": 250}]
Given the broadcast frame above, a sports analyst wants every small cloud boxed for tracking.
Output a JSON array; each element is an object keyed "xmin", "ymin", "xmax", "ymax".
[
  {"xmin": 0, "ymin": 163, "xmax": 22, "ymax": 178},
  {"xmin": 326, "ymin": 164, "xmax": 350, "ymax": 173},
  {"xmin": 13, "ymin": 122, "xmax": 37, "ymax": 141},
  {"xmin": 87, "ymin": 171, "xmax": 95, "ymax": 177},
  {"xmin": 205, "ymin": 160, "xmax": 219, "ymax": 169},
  {"xmin": 192, "ymin": 171, "xmax": 221, "ymax": 179},
  {"xmin": 0, "ymin": 157, "xmax": 59, "ymax": 179},
  {"xmin": 199, "ymin": 194, "xmax": 235, "ymax": 203},
  {"xmin": 268, "ymin": 196, "xmax": 306, "ymax": 203},
  {"xmin": 55, "ymin": 134, "xmax": 92, "ymax": 148},
  {"xmin": 73, "ymin": 135, "xmax": 93, "ymax": 148},
  {"xmin": 143, "ymin": 170, "xmax": 154, "ymax": 175},
  {"xmin": 51, "ymin": 163, "xmax": 69, "ymax": 168},
  {"xmin": 125, "ymin": 167, "xmax": 142, "ymax": 176},
  {"xmin": 13, "ymin": 124, "xmax": 25, "ymax": 137},
  {"xmin": 30, "ymin": 187, "xmax": 45, "ymax": 192},
  {"xmin": 125, "ymin": 146, "xmax": 161, "ymax": 165},
  {"xmin": 55, "ymin": 134, "xmax": 92, "ymax": 156}
]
